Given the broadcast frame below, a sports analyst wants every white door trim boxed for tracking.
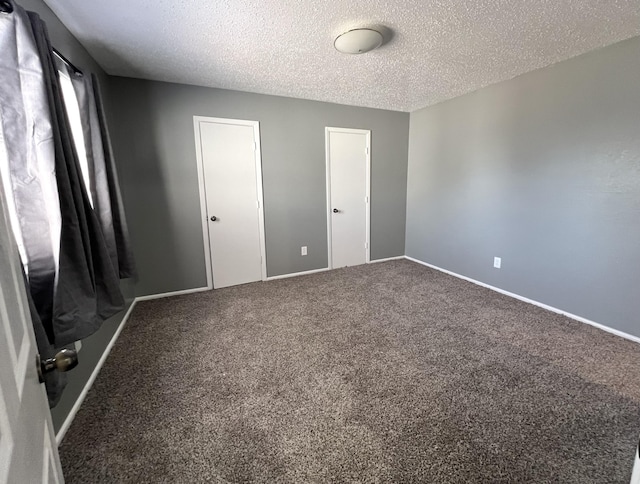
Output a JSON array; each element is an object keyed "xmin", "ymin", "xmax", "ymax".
[
  {"xmin": 325, "ymin": 127, "xmax": 371, "ymax": 269},
  {"xmin": 193, "ymin": 116, "xmax": 267, "ymax": 288},
  {"xmin": 631, "ymin": 442, "xmax": 640, "ymax": 484}
]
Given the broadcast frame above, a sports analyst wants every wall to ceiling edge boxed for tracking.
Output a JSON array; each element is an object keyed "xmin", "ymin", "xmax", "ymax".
[
  {"xmin": 107, "ymin": 78, "xmax": 410, "ymax": 296},
  {"xmin": 406, "ymin": 36, "xmax": 640, "ymax": 338}
]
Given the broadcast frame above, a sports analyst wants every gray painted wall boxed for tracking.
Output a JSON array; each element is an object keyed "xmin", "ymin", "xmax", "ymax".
[
  {"xmin": 21, "ymin": 0, "xmax": 136, "ymax": 432},
  {"xmin": 406, "ymin": 37, "xmax": 640, "ymax": 338},
  {"xmin": 107, "ymin": 78, "xmax": 409, "ymax": 295}
]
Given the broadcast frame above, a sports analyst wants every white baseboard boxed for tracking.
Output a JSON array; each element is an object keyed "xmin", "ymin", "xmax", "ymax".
[
  {"xmin": 55, "ymin": 299, "xmax": 137, "ymax": 445},
  {"xmin": 368, "ymin": 256, "xmax": 405, "ymax": 264},
  {"xmin": 55, "ymin": 285, "xmax": 211, "ymax": 445},
  {"xmin": 265, "ymin": 267, "xmax": 330, "ymax": 281},
  {"xmin": 56, "ymin": 287, "xmax": 211, "ymax": 445},
  {"xmin": 267, "ymin": 258, "xmax": 404, "ymax": 280},
  {"xmin": 135, "ymin": 285, "xmax": 210, "ymax": 301},
  {"xmin": 405, "ymin": 256, "xmax": 640, "ymax": 345}
]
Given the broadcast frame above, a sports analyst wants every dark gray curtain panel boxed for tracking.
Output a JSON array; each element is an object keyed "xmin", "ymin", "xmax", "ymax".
[
  {"xmin": 28, "ymin": 11, "xmax": 126, "ymax": 346},
  {"xmin": 0, "ymin": 0, "xmax": 66, "ymax": 404},
  {"xmin": 0, "ymin": 0, "xmax": 59, "ymax": 341},
  {"xmin": 1, "ymin": 1, "xmax": 136, "ymax": 406},
  {"xmin": 91, "ymin": 74, "xmax": 137, "ymax": 278},
  {"xmin": 69, "ymin": 70, "xmax": 136, "ymax": 279},
  {"xmin": 23, "ymin": 267, "xmax": 67, "ymax": 407}
]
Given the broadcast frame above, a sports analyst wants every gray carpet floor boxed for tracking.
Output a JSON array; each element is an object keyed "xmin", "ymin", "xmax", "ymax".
[{"xmin": 59, "ymin": 260, "xmax": 640, "ymax": 483}]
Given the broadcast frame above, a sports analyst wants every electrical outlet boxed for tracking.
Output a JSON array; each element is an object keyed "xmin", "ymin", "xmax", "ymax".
[
  {"xmin": 494, "ymin": 257, "xmax": 501, "ymax": 269},
  {"xmin": 301, "ymin": 246, "xmax": 307, "ymax": 256}
]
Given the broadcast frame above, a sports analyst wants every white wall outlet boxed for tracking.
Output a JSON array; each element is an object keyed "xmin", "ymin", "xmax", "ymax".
[
  {"xmin": 301, "ymin": 246, "xmax": 307, "ymax": 256},
  {"xmin": 494, "ymin": 257, "xmax": 501, "ymax": 269}
]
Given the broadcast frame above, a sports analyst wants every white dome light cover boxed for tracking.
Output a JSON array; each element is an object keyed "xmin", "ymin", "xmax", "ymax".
[{"xmin": 334, "ymin": 28, "xmax": 383, "ymax": 54}]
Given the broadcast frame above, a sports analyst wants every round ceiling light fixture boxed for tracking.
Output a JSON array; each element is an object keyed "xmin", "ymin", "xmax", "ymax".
[{"xmin": 334, "ymin": 28, "xmax": 383, "ymax": 54}]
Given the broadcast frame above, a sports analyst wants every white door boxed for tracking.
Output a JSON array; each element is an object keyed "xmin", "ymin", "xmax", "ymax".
[
  {"xmin": 195, "ymin": 117, "xmax": 266, "ymax": 289},
  {"xmin": 326, "ymin": 127, "xmax": 371, "ymax": 269},
  {"xmin": 0, "ymin": 173, "xmax": 64, "ymax": 483},
  {"xmin": 631, "ymin": 441, "xmax": 640, "ymax": 484}
]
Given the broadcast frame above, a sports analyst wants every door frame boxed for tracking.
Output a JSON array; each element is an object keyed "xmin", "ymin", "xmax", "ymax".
[
  {"xmin": 193, "ymin": 116, "xmax": 267, "ymax": 288},
  {"xmin": 631, "ymin": 439, "xmax": 640, "ymax": 484},
  {"xmin": 325, "ymin": 127, "xmax": 371, "ymax": 269}
]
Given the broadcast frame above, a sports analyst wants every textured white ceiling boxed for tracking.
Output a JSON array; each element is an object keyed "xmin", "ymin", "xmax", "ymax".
[{"xmin": 43, "ymin": 0, "xmax": 640, "ymax": 112}]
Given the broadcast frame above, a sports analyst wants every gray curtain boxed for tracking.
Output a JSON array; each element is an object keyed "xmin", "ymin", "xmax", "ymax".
[
  {"xmin": 0, "ymin": 0, "xmax": 66, "ymax": 404},
  {"xmin": 92, "ymin": 74, "xmax": 136, "ymax": 278},
  {"xmin": 0, "ymin": 0, "xmax": 59, "ymax": 338},
  {"xmin": 68, "ymin": 69, "xmax": 136, "ymax": 279},
  {"xmin": 28, "ymin": 10, "xmax": 127, "ymax": 346},
  {"xmin": 23, "ymin": 268, "xmax": 67, "ymax": 407},
  {"xmin": 0, "ymin": 0, "xmax": 136, "ymax": 405}
]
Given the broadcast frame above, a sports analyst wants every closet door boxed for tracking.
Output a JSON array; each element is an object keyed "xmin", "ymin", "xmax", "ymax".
[
  {"xmin": 326, "ymin": 127, "xmax": 371, "ymax": 269},
  {"xmin": 195, "ymin": 117, "xmax": 266, "ymax": 289}
]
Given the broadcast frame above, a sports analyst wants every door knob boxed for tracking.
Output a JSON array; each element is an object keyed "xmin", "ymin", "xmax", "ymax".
[
  {"xmin": 333, "ymin": 208, "xmax": 339, "ymax": 213},
  {"xmin": 37, "ymin": 349, "xmax": 78, "ymax": 383},
  {"xmin": 210, "ymin": 216, "xmax": 217, "ymax": 221}
]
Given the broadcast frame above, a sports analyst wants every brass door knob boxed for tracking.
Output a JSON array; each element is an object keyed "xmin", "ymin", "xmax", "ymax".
[{"xmin": 37, "ymin": 349, "xmax": 78, "ymax": 383}]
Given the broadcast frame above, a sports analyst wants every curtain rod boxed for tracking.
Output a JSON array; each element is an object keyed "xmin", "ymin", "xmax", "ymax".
[{"xmin": 53, "ymin": 48, "xmax": 83, "ymax": 77}]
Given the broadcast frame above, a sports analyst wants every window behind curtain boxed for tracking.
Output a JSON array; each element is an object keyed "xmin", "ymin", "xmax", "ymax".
[{"xmin": 58, "ymin": 68, "xmax": 93, "ymax": 208}]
